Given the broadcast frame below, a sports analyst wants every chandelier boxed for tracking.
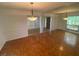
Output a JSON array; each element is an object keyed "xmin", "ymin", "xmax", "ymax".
[
  {"xmin": 27, "ymin": 2, "xmax": 37, "ymax": 21},
  {"xmin": 64, "ymin": 17, "xmax": 67, "ymax": 20},
  {"xmin": 64, "ymin": 12, "xmax": 68, "ymax": 20},
  {"xmin": 64, "ymin": 6, "xmax": 68, "ymax": 20}
]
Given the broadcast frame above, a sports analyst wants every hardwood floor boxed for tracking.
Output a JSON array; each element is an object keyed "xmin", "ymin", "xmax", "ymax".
[{"xmin": 0, "ymin": 30, "xmax": 79, "ymax": 56}]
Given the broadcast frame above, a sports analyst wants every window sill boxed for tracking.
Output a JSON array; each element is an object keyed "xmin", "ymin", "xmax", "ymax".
[{"xmin": 66, "ymin": 29, "xmax": 79, "ymax": 34}]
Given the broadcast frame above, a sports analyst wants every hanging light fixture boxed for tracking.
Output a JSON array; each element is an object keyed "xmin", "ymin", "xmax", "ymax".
[
  {"xmin": 64, "ymin": 12, "xmax": 68, "ymax": 20},
  {"xmin": 64, "ymin": 5, "xmax": 68, "ymax": 20},
  {"xmin": 28, "ymin": 2, "xmax": 37, "ymax": 21},
  {"xmin": 64, "ymin": 17, "xmax": 67, "ymax": 20}
]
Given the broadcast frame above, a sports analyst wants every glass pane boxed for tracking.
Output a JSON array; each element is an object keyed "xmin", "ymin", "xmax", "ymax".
[{"xmin": 67, "ymin": 16, "xmax": 79, "ymax": 31}]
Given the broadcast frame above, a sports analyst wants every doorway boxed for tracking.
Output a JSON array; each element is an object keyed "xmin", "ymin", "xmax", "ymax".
[
  {"xmin": 43, "ymin": 16, "xmax": 51, "ymax": 32},
  {"xmin": 46, "ymin": 17, "xmax": 50, "ymax": 30}
]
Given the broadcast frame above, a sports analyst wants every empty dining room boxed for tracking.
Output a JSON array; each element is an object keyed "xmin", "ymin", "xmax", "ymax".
[{"xmin": 0, "ymin": 2, "xmax": 79, "ymax": 56}]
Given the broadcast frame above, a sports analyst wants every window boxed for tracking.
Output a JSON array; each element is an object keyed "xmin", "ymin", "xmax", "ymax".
[{"xmin": 67, "ymin": 16, "xmax": 79, "ymax": 31}]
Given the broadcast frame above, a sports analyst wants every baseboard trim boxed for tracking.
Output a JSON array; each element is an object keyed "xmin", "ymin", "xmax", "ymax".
[{"xmin": 0, "ymin": 41, "xmax": 6, "ymax": 51}]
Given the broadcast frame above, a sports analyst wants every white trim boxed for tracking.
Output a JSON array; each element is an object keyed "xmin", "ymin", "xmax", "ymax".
[
  {"xmin": 0, "ymin": 41, "xmax": 6, "ymax": 51},
  {"xmin": 50, "ymin": 16, "xmax": 53, "ymax": 32},
  {"xmin": 40, "ymin": 16, "xmax": 43, "ymax": 33}
]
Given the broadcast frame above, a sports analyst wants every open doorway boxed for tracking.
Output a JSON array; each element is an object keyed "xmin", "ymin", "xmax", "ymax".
[
  {"xmin": 43, "ymin": 16, "xmax": 51, "ymax": 32},
  {"xmin": 46, "ymin": 17, "xmax": 50, "ymax": 30}
]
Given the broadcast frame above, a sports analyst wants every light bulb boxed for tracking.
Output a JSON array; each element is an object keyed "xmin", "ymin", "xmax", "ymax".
[
  {"xmin": 28, "ymin": 16, "xmax": 37, "ymax": 21},
  {"xmin": 64, "ymin": 17, "xmax": 67, "ymax": 20}
]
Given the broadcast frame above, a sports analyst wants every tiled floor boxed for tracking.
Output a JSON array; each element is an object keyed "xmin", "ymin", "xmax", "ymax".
[{"xmin": 0, "ymin": 30, "xmax": 79, "ymax": 56}]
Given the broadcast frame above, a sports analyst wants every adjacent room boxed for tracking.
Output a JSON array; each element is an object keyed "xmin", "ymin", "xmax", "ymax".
[{"xmin": 0, "ymin": 2, "xmax": 79, "ymax": 56}]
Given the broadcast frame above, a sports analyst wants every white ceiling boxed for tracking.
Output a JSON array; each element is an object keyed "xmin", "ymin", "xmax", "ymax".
[
  {"xmin": 0, "ymin": 2, "xmax": 77, "ymax": 16},
  {"xmin": 0, "ymin": 2, "xmax": 75, "ymax": 11}
]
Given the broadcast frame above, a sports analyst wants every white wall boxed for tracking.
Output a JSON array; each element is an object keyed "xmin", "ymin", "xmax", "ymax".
[
  {"xmin": 56, "ymin": 15, "xmax": 67, "ymax": 30},
  {"xmin": 51, "ymin": 14, "xmax": 67, "ymax": 30},
  {"xmin": 0, "ymin": 20, "xmax": 7, "ymax": 50},
  {"xmin": 0, "ymin": 15, "xmax": 28, "ymax": 49}
]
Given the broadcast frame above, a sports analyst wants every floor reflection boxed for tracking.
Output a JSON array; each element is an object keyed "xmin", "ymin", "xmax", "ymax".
[
  {"xmin": 64, "ymin": 32, "xmax": 77, "ymax": 47},
  {"xmin": 0, "ymin": 30, "xmax": 79, "ymax": 56},
  {"xmin": 59, "ymin": 46, "xmax": 64, "ymax": 51}
]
